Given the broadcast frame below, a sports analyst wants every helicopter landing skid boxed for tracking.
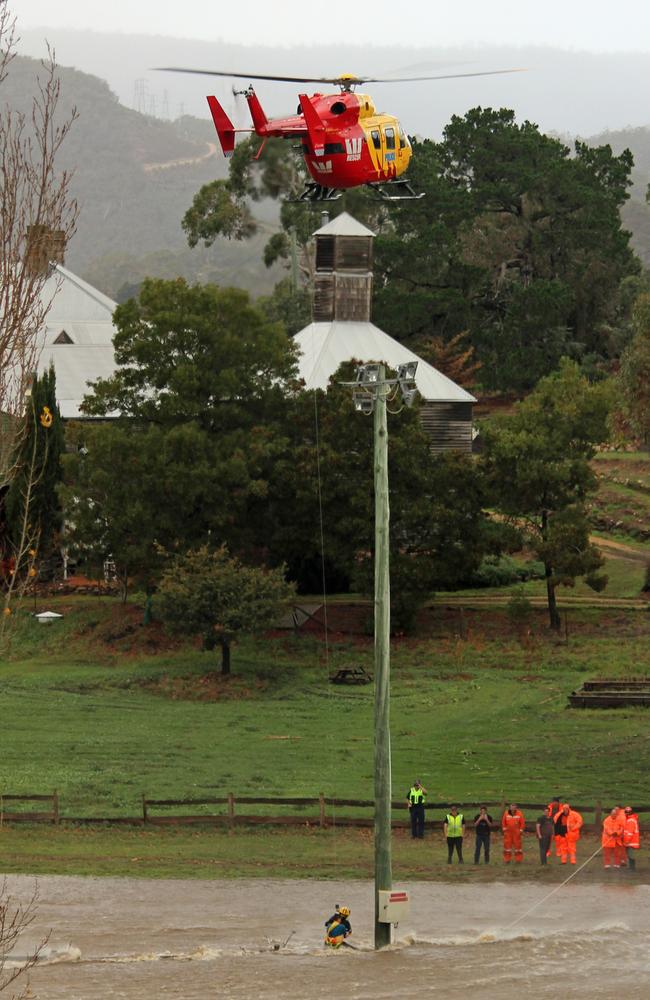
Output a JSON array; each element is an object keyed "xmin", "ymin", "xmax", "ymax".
[
  {"xmin": 291, "ymin": 183, "xmax": 344, "ymax": 203},
  {"xmin": 367, "ymin": 179, "xmax": 425, "ymax": 201}
]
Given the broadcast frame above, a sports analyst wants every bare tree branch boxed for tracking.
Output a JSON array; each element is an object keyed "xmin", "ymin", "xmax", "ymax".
[
  {"xmin": 0, "ymin": 879, "xmax": 49, "ymax": 998},
  {"xmin": 0, "ymin": 1, "xmax": 77, "ymax": 491}
]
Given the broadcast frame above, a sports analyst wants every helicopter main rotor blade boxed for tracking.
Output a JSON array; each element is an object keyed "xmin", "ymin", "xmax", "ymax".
[
  {"xmin": 363, "ymin": 68, "xmax": 526, "ymax": 83},
  {"xmin": 155, "ymin": 67, "xmax": 525, "ymax": 85}
]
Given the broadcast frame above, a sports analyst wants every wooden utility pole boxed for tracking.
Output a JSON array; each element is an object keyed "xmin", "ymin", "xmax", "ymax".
[
  {"xmin": 373, "ymin": 366, "xmax": 392, "ymax": 950},
  {"xmin": 346, "ymin": 359, "xmax": 417, "ymax": 949}
]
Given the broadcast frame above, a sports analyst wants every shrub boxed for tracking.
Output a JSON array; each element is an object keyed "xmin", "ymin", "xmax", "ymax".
[{"xmin": 469, "ymin": 555, "xmax": 545, "ymax": 589}]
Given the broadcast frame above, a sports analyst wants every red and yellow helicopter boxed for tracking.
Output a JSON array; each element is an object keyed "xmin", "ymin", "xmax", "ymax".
[{"xmin": 157, "ymin": 66, "xmax": 521, "ymax": 202}]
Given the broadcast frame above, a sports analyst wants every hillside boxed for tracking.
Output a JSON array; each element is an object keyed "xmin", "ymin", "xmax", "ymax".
[{"xmin": 3, "ymin": 56, "xmax": 283, "ymax": 298}]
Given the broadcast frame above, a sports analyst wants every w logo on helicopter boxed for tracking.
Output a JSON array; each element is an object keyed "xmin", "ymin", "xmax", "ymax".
[{"xmin": 345, "ymin": 137, "xmax": 363, "ymax": 161}]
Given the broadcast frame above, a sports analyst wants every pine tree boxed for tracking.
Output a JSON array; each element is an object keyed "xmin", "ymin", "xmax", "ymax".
[{"xmin": 5, "ymin": 364, "xmax": 65, "ymax": 573}]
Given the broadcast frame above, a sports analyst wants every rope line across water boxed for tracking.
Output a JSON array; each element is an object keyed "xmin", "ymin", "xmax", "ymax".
[{"xmin": 505, "ymin": 845, "xmax": 603, "ymax": 930}]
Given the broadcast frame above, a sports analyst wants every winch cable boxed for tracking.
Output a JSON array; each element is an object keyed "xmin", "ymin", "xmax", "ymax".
[
  {"xmin": 311, "ymin": 355, "xmax": 339, "ymax": 874},
  {"xmin": 313, "ymin": 388, "xmax": 330, "ymax": 672},
  {"xmin": 504, "ymin": 844, "xmax": 603, "ymax": 931}
]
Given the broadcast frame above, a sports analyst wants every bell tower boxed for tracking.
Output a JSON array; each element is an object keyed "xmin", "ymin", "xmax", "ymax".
[
  {"xmin": 312, "ymin": 213, "xmax": 375, "ymax": 323},
  {"xmin": 295, "ymin": 211, "xmax": 476, "ymax": 453}
]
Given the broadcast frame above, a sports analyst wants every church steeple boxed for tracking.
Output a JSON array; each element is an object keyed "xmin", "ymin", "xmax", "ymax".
[{"xmin": 312, "ymin": 212, "xmax": 375, "ymax": 323}]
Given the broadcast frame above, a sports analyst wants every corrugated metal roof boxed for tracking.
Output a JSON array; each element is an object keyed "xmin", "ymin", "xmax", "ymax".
[
  {"xmin": 294, "ymin": 321, "xmax": 476, "ymax": 403},
  {"xmin": 46, "ymin": 265, "xmax": 117, "ymax": 320},
  {"xmin": 313, "ymin": 211, "xmax": 376, "ymax": 239}
]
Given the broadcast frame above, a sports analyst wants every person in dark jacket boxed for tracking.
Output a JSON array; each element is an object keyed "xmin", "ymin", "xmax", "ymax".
[
  {"xmin": 473, "ymin": 805, "xmax": 493, "ymax": 863},
  {"xmin": 536, "ymin": 806, "xmax": 555, "ymax": 864}
]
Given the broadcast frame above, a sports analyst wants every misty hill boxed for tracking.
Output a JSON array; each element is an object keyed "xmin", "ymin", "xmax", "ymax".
[{"xmin": 3, "ymin": 55, "xmax": 283, "ymax": 299}]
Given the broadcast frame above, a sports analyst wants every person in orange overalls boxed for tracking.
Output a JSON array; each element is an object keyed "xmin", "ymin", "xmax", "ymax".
[
  {"xmin": 623, "ymin": 806, "xmax": 640, "ymax": 871},
  {"xmin": 502, "ymin": 803, "xmax": 525, "ymax": 863},
  {"xmin": 553, "ymin": 803, "xmax": 583, "ymax": 865},
  {"xmin": 602, "ymin": 807, "xmax": 620, "ymax": 868}
]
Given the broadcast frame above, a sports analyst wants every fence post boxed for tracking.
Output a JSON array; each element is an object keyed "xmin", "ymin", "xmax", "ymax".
[
  {"xmin": 228, "ymin": 791, "xmax": 235, "ymax": 832},
  {"xmin": 142, "ymin": 793, "xmax": 148, "ymax": 825},
  {"xmin": 319, "ymin": 792, "xmax": 326, "ymax": 829},
  {"xmin": 53, "ymin": 789, "xmax": 59, "ymax": 825},
  {"xmin": 594, "ymin": 799, "xmax": 602, "ymax": 833}
]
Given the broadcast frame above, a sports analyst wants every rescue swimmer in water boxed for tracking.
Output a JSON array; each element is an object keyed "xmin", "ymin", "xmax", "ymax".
[{"xmin": 324, "ymin": 905, "xmax": 352, "ymax": 948}]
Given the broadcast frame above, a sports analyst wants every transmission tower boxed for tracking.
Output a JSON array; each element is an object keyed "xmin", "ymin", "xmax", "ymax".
[{"xmin": 133, "ymin": 78, "xmax": 147, "ymax": 114}]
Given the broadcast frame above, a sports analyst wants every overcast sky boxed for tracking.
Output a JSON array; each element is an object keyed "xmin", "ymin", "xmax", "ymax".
[{"xmin": 16, "ymin": 0, "xmax": 650, "ymax": 50}]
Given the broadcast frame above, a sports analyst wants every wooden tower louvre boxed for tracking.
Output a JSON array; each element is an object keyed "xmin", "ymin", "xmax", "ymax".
[{"xmin": 295, "ymin": 212, "xmax": 475, "ymax": 453}]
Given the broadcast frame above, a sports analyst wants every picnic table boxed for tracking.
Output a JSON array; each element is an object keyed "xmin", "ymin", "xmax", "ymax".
[{"xmin": 330, "ymin": 666, "xmax": 372, "ymax": 685}]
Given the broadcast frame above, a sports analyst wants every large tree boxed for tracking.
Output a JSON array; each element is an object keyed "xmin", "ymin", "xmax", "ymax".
[
  {"xmin": 261, "ymin": 366, "xmax": 496, "ymax": 631},
  {"xmin": 373, "ymin": 110, "xmax": 638, "ymax": 390},
  {"xmin": 481, "ymin": 359, "xmax": 610, "ymax": 629},
  {"xmin": 61, "ymin": 279, "xmax": 299, "ymax": 585}
]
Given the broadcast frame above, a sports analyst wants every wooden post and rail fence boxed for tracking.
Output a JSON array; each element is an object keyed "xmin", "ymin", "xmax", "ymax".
[{"xmin": 1, "ymin": 792, "xmax": 648, "ymax": 831}]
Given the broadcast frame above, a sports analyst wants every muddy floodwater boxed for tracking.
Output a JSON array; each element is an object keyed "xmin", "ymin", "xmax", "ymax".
[{"xmin": 4, "ymin": 874, "xmax": 650, "ymax": 998}]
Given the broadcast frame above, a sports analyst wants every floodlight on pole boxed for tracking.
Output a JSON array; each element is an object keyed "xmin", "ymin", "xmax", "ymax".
[
  {"xmin": 396, "ymin": 361, "xmax": 418, "ymax": 382},
  {"xmin": 353, "ymin": 391, "xmax": 374, "ymax": 414},
  {"xmin": 357, "ymin": 363, "xmax": 382, "ymax": 385}
]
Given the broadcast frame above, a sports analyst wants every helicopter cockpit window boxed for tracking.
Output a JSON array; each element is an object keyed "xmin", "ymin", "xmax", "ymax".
[
  {"xmin": 384, "ymin": 127, "xmax": 395, "ymax": 150},
  {"xmin": 399, "ymin": 128, "xmax": 408, "ymax": 149},
  {"xmin": 371, "ymin": 129, "xmax": 381, "ymax": 150},
  {"xmin": 330, "ymin": 101, "xmax": 346, "ymax": 115}
]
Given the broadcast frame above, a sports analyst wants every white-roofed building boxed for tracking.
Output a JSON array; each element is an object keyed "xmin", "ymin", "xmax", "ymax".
[
  {"xmin": 295, "ymin": 213, "xmax": 476, "ymax": 452},
  {"xmin": 36, "ymin": 265, "xmax": 118, "ymax": 419}
]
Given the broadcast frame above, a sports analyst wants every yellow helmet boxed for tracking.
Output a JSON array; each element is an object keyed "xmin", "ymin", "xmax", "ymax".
[{"xmin": 339, "ymin": 906, "xmax": 350, "ymax": 917}]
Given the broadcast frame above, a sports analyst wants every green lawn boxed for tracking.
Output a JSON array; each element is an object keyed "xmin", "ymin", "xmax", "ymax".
[{"xmin": 2, "ymin": 597, "xmax": 650, "ymax": 824}]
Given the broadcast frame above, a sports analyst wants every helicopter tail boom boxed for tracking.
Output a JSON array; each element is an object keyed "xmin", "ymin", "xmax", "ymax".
[{"xmin": 206, "ymin": 96, "xmax": 236, "ymax": 157}]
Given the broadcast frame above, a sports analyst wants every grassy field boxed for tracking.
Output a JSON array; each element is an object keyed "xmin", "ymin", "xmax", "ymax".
[{"xmin": 2, "ymin": 597, "xmax": 650, "ymax": 821}]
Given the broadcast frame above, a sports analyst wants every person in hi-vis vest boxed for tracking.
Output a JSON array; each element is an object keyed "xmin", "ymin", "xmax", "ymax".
[
  {"xmin": 407, "ymin": 780, "xmax": 427, "ymax": 839},
  {"xmin": 443, "ymin": 805, "xmax": 465, "ymax": 863}
]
